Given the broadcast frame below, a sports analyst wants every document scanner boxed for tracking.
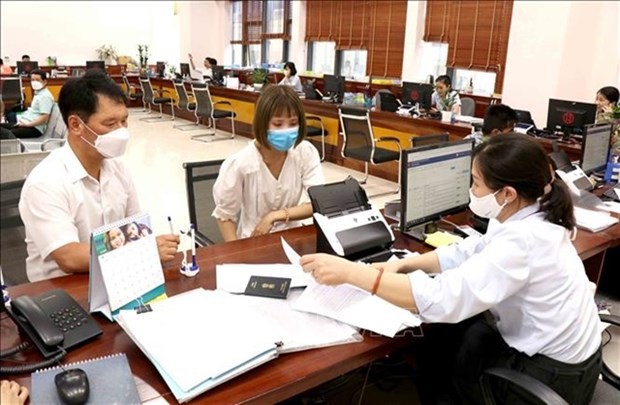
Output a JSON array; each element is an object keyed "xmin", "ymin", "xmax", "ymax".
[{"xmin": 308, "ymin": 177, "xmax": 395, "ymax": 263}]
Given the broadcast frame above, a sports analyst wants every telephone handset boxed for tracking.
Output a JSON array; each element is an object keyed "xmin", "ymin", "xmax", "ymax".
[{"xmin": 8, "ymin": 289, "xmax": 102, "ymax": 358}]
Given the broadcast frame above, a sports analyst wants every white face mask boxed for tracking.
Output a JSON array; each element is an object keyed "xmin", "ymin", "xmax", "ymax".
[
  {"xmin": 468, "ymin": 188, "xmax": 507, "ymax": 219},
  {"xmin": 80, "ymin": 119, "xmax": 129, "ymax": 159},
  {"xmin": 31, "ymin": 81, "xmax": 44, "ymax": 91}
]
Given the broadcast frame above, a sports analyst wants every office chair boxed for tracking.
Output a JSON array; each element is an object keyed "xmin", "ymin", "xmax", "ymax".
[
  {"xmin": 460, "ymin": 97, "xmax": 476, "ymax": 117},
  {"xmin": 0, "ymin": 139, "xmax": 25, "ymax": 154},
  {"xmin": 338, "ymin": 106, "xmax": 402, "ymax": 194},
  {"xmin": 190, "ymin": 83, "xmax": 236, "ymax": 142},
  {"xmin": 480, "ymin": 313, "xmax": 620, "ymax": 405},
  {"xmin": 172, "ymin": 79, "xmax": 199, "ymax": 130},
  {"xmin": 1, "ymin": 77, "xmax": 24, "ymax": 109},
  {"xmin": 138, "ymin": 77, "xmax": 175, "ymax": 123},
  {"xmin": 305, "ymin": 115, "xmax": 328, "ymax": 161},
  {"xmin": 410, "ymin": 133, "xmax": 449, "ymax": 148},
  {"xmin": 21, "ymin": 103, "xmax": 68, "ymax": 152},
  {"xmin": 121, "ymin": 73, "xmax": 147, "ymax": 114},
  {"xmin": 183, "ymin": 159, "xmax": 225, "ymax": 246}
]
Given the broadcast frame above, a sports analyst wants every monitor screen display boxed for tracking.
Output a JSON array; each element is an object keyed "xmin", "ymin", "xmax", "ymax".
[
  {"xmin": 546, "ymin": 99, "xmax": 596, "ymax": 137},
  {"xmin": 86, "ymin": 61, "xmax": 105, "ymax": 71},
  {"xmin": 400, "ymin": 139, "xmax": 473, "ymax": 231},
  {"xmin": 156, "ymin": 61, "xmax": 166, "ymax": 77},
  {"xmin": 16, "ymin": 61, "xmax": 39, "ymax": 75},
  {"xmin": 401, "ymin": 82, "xmax": 433, "ymax": 110},
  {"xmin": 580, "ymin": 123, "xmax": 612, "ymax": 174},
  {"xmin": 323, "ymin": 74, "xmax": 345, "ymax": 100},
  {"xmin": 180, "ymin": 63, "xmax": 190, "ymax": 77}
]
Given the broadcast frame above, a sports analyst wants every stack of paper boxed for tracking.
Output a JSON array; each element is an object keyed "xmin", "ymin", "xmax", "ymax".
[{"xmin": 574, "ymin": 206, "xmax": 619, "ymax": 232}]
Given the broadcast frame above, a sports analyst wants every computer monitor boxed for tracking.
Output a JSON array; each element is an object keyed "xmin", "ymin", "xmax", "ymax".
[
  {"xmin": 545, "ymin": 99, "xmax": 597, "ymax": 141},
  {"xmin": 16, "ymin": 61, "xmax": 39, "ymax": 75},
  {"xmin": 156, "ymin": 61, "xmax": 166, "ymax": 78},
  {"xmin": 515, "ymin": 109, "xmax": 535, "ymax": 126},
  {"xmin": 86, "ymin": 61, "xmax": 105, "ymax": 71},
  {"xmin": 323, "ymin": 74, "xmax": 345, "ymax": 103},
  {"xmin": 401, "ymin": 82, "xmax": 433, "ymax": 110},
  {"xmin": 211, "ymin": 65, "xmax": 225, "ymax": 85},
  {"xmin": 400, "ymin": 139, "xmax": 474, "ymax": 240},
  {"xmin": 580, "ymin": 123, "xmax": 612, "ymax": 175},
  {"xmin": 180, "ymin": 63, "xmax": 190, "ymax": 78}
]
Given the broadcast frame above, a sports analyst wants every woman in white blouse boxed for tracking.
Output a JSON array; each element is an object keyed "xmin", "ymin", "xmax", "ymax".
[
  {"xmin": 212, "ymin": 85, "xmax": 324, "ymax": 241},
  {"xmin": 278, "ymin": 62, "xmax": 303, "ymax": 93},
  {"xmin": 300, "ymin": 134, "xmax": 601, "ymax": 404}
]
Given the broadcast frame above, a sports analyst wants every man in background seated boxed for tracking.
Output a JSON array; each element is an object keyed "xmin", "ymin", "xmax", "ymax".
[
  {"xmin": 465, "ymin": 104, "xmax": 517, "ymax": 146},
  {"xmin": 0, "ymin": 69, "xmax": 53, "ymax": 138},
  {"xmin": 19, "ymin": 70, "xmax": 180, "ymax": 282}
]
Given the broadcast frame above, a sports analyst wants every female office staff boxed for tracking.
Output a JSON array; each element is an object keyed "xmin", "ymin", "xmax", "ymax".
[
  {"xmin": 595, "ymin": 85, "xmax": 619, "ymax": 118},
  {"xmin": 278, "ymin": 62, "xmax": 303, "ymax": 93},
  {"xmin": 212, "ymin": 85, "xmax": 324, "ymax": 241},
  {"xmin": 430, "ymin": 75, "xmax": 461, "ymax": 114},
  {"xmin": 301, "ymin": 134, "xmax": 601, "ymax": 404}
]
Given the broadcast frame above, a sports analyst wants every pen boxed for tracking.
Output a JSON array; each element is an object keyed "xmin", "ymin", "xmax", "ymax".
[
  {"xmin": 191, "ymin": 224, "xmax": 197, "ymax": 268},
  {"xmin": 167, "ymin": 216, "xmax": 174, "ymax": 234}
]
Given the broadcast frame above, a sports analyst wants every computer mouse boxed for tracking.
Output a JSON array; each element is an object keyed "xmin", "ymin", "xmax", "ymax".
[{"xmin": 54, "ymin": 368, "xmax": 90, "ymax": 405}]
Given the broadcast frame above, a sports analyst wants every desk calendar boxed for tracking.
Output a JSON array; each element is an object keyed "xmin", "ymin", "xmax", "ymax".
[{"xmin": 88, "ymin": 213, "xmax": 166, "ymax": 321}]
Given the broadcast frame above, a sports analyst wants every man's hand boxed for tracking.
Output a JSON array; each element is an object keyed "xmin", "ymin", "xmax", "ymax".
[
  {"xmin": 251, "ymin": 211, "xmax": 276, "ymax": 237},
  {"xmin": 156, "ymin": 234, "xmax": 180, "ymax": 262}
]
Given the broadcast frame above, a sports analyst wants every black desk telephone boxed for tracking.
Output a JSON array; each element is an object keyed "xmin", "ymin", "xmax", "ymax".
[{"xmin": 8, "ymin": 289, "xmax": 102, "ymax": 359}]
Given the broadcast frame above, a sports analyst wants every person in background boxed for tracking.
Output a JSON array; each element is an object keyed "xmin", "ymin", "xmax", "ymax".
[
  {"xmin": 278, "ymin": 62, "xmax": 303, "ymax": 93},
  {"xmin": 18, "ymin": 70, "xmax": 179, "ymax": 282},
  {"xmin": 431, "ymin": 75, "xmax": 461, "ymax": 114},
  {"xmin": 0, "ymin": 59, "xmax": 12, "ymax": 75},
  {"xmin": 465, "ymin": 104, "xmax": 517, "ymax": 146},
  {"xmin": 0, "ymin": 380, "xmax": 29, "ymax": 405},
  {"xmin": 213, "ymin": 85, "xmax": 324, "ymax": 241},
  {"xmin": 300, "ymin": 134, "xmax": 601, "ymax": 405},
  {"xmin": 188, "ymin": 53, "xmax": 214, "ymax": 78},
  {"xmin": 21, "ymin": 55, "xmax": 30, "ymax": 62},
  {"xmin": 0, "ymin": 69, "xmax": 53, "ymax": 138},
  {"xmin": 595, "ymin": 86, "xmax": 619, "ymax": 121}
]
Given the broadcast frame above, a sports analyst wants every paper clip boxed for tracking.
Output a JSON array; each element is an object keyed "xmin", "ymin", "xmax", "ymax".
[{"xmin": 135, "ymin": 297, "xmax": 152, "ymax": 314}]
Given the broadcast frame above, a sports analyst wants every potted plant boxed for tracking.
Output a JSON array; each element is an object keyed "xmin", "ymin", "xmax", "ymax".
[
  {"xmin": 252, "ymin": 68, "xmax": 268, "ymax": 91},
  {"xmin": 137, "ymin": 45, "xmax": 150, "ymax": 74},
  {"xmin": 96, "ymin": 45, "xmax": 117, "ymax": 65}
]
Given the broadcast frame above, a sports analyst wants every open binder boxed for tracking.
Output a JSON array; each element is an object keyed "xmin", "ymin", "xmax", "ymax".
[{"xmin": 308, "ymin": 177, "xmax": 395, "ymax": 262}]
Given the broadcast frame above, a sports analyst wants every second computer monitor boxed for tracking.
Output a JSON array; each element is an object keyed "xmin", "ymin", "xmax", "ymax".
[
  {"xmin": 180, "ymin": 63, "xmax": 190, "ymax": 77},
  {"xmin": 401, "ymin": 82, "xmax": 433, "ymax": 110},
  {"xmin": 581, "ymin": 123, "xmax": 612, "ymax": 175},
  {"xmin": 86, "ymin": 60, "xmax": 106, "ymax": 71},
  {"xmin": 546, "ymin": 98, "xmax": 596, "ymax": 140},
  {"xmin": 323, "ymin": 74, "xmax": 345, "ymax": 102},
  {"xmin": 16, "ymin": 61, "xmax": 39, "ymax": 75},
  {"xmin": 156, "ymin": 61, "xmax": 166, "ymax": 77},
  {"xmin": 400, "ymin": 139, "xmax": 473, "ymax": 238}
]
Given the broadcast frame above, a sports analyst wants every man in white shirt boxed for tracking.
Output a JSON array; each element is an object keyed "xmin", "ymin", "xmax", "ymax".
[{"xmin": 19, "ymin": 70, "xmax": 179, "ymax": 282}]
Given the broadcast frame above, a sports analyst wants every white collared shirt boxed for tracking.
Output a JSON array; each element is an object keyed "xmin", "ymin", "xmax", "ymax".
[
  {"xmin": 279, "ymin": 75, "xmax": 303, "ymax": 93},
  {"xmin": 409, "ymin": 204, "xmax": 601, "ymax": 363},
  {"xmin": 212, "ymin": 140, "xmax": 324, "ymax": 239},
  {"xmin": 18, "ymin": 144, "xmax": 140, "ymax": 281}
]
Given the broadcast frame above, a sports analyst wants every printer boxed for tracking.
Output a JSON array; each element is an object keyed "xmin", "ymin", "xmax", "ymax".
[{"xmin": 308, "ymin": 177, "xmax": 395, "ymax": 263}]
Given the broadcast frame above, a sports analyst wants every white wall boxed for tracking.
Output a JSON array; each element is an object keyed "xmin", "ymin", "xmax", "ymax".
[
  {"xmin": 179, "ymin": 1, "xmax": 230, "ymax": 66},
  {"xmin": 502, "ymin": 1, "xmax": 619, "ymax": 126}
]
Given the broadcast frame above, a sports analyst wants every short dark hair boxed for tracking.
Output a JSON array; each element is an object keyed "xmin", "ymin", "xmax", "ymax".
[
  {"xmin": 30, "ymin": 69, "xmax": 47, "ymax": 80},
  {"xmin": 206, "ymin": 57, "xmax": 217, "ymax": 66},
  {"xmin": 482, "ymin": 104, "xmax": 517, "ymax": 135},
  {"xmin": 21, "ymin": 54, "xmax": 30, "ymax": 60},
  {"xmin": 58, "ymin": 69, "xmax": 127, "ymax": 125},
  {"xmin": 473, "ymin": 133, "xmax": 575, "ymax": 230},
  {"xmin": 597, "ymin": 86, "xmax": 619, "ymax": 105},
  {"xmin": 283, "ymin": 62, "xmax": 298, "ymax": 77},
  {"xmin": 435, "ymin": 75, "xmax": 452, "ymax": 88},
  {"xmin": 253, "ymin": 85, "xmax": 306, "ymax": 150}
]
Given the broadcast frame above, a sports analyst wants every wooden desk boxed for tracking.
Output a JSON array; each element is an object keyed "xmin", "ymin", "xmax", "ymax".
[{"xmin": 3, "ymin": 218, "xmax": 618, "ymax": 403}]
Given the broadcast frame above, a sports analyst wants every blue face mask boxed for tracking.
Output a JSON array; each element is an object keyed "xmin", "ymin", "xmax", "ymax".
[{"xmin": 267, "ymin": 126, "xmax": 299, "ymax": 151}]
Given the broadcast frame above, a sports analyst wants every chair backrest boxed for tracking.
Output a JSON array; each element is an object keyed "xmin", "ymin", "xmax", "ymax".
[
  {"xmin": 71, "ymin": 68, "xmax": 85, "ymax": 77},
  {"xmin": 44, "ymin": 103, "xmax": 68, "ymax": 140},
  {"xmin": 121, "ymin": 74, "xmax": 133, "ymax": 98},
  {"xmin": 461, "ymin": 97, "xmax": 476, "ymax": 116},
  {"xmin": 0, "ymin": 179, "xmax": 28, "ymax": 285},
  {"xmin": 0, "ymin": 139, "xmax": 24, "ymax": 154},
  {"xmin": 0, "ymin": 150, "xmax": 49, "ymax": 184},
  {"xmin": 410, "ymin": 133, "xmax": 449, "ymax": 148},
  {"xmin": 183, "ymin": 159, "xmax": 225, "ymax": 246},
  {"xmin": 338, "ymin": 106, "xmax": 375, "ymax": 161},
  {"xmin": 139, "ymin": 77, "xmax": 155, "ymax": 104},
  {"xmin": 173, "ymin": 79, "xmax": 191, "ymax": 110},
  {"xmin": 191, "ymin": 83, "xmax": 214, "ymax": 119},
  {"xmin": 1, "ymin": 77, "xmax": 24, "ymax": 103}
]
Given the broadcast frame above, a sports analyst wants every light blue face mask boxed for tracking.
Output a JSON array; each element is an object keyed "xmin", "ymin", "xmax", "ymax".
[{"xmin": 267, "ymin": 126, "xmax": 299, "ymax": 151}]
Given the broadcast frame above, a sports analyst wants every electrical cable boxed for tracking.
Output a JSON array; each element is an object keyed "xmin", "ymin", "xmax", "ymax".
[
  {"xmin": 0, "ymin": 342, "xmax": 30, "ymax": 359},
  {"xmin": 0, "ymin": 347, "xmax": 66, "ymax": 375}
]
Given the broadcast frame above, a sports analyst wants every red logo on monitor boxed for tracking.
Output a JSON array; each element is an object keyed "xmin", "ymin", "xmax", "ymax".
[
  {"xmin": 562, "ymin": 111, "xmax": 575, "ymax": 125},
  {"xmin": 410, "ymin": 90, "xmax": 420, "ymax": 101}
]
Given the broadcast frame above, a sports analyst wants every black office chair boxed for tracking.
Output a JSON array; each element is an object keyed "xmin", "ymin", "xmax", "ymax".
[
  {"xmin": 183, "ymin": 159, "xmax": 225, "ymax": 246},
  {"xmin": 338, "ymin": 106, "xmax": 402, "ymax": 194},
  {"xmin": 410, "ymin": 133, "xmax": 449, "ymax": 148},
  {"xmin": 1, "ymin": 77, "xmax": 24, "ymax": 111},
  {"xmin": 121, "ymin": 73, "xmax": 146, "ymax": 114},
  {"xmin": 172, "ymin": 79, "xmax": 199, "ymax": 130},
  {"xmin": 460, "ymin": 97, "xmax": 476, "ymax": 116},
  {"xmin": 138, "ymin": 77, "xmax": 175, "ymax": 122},
  {"xmin": 190, "ymin": 83, "xmax": 236, "ymax": 142},
  {"xmin": 0, "ymin": 180, "xmax": 29, "ymax": 286},
  {"xmin": 306, "ymin": 115, "xmax": 327, "ymax": 161},
  {"xmin": 480, "ymin": 314, "xmax": 620, "ymax": 405}
]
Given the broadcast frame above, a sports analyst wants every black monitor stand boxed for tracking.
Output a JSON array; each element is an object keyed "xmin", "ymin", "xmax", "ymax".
[{"xmin": 401, "ymin": 221, "xmax": 439, "ymax": 242}]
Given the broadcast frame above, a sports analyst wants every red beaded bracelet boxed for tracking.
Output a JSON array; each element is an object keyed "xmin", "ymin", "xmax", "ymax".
[{"xmin": 371, "ymin": 267, "xmax": 385, "ymax": 295}]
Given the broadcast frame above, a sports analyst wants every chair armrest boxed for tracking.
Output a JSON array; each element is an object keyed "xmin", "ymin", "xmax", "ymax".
[
  {"xmin": 214, "ymin": 100, "xmax": 232, "ymax": 106},
  {"xmin": 306, "ymin": 115, "xmax": 322, "ymax": 122},
  {"xmin": 480, "ymin": 367, "xmax": 569, "ymax": 405},
  {"xmin": 40, "ymin": 138, "xmax": 66, "ymax": 151},
  {"xmin": 600, "ymin": 314, "xmax": 620, "ymax": 327},
  {"xmin": 376, "ymin": 136, "xmax": 402, "ymax": 150}
]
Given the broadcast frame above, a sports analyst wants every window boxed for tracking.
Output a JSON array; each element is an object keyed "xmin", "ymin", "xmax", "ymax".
[
  {"xmin": 265, "ymin": 0, "xmax": 285, "ymax": 34},
  {"xmin": 420, "ymin": 42, "xmax": 448, "ymax": 80},
  {"xmin": 265, "ymin": 39, "xmax": 285, "ymax": 66},
  {"xmin": 248, "ymin": 44, "xmax": 261, "ymax": 67},
  {"xmin": 232, "ymin": 1, "xmax": 242, "ymax": 42},
  {"xmin": 340, "ymin": 50, "xmax": 367, "ymax": 81},
  {"xmin": 308, "ymin": 42, "xmax": 336, "ymax": 75},
  {"xmin": 453, "ymin": 69, "xmax": 496, "ymax": 95},
  {"xmin": 231, "ymin": 44, "xmax": 243, "ymax": 67}
]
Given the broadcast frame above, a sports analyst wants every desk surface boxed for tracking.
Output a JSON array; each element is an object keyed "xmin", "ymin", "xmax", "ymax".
[{"xmin": 3, "ymin": 217, "xmax": 618, "ymax": 404}]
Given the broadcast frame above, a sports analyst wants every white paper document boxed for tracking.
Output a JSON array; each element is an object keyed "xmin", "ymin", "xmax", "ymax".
[{"xmin": 574, "ymin": 206, "xmax": 619, "ymax": 232}]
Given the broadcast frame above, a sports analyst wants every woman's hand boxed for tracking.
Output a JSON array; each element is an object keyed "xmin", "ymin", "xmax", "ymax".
[
  {"xmin": 251, "ymin": 211, "xmax": 276, "ymax": 237},
  {"xmin": 300, "ymin": 253, "xmax": 361, "ymax": 286}
]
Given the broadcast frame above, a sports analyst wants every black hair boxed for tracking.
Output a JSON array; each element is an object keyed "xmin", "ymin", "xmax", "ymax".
[
  {"xmin": 206, "ymin": 57, "xmax": 217, "ymax": 66},
  {"xmin": 283, "ymin": 62, "xmax": 298, "ymax": 77},
  {"xmin": 482, "ymin": 104, "xmax": 517, "ymax": 135},
  {"xmin": 58, "ymin": 69, "xmax": 127, "ymax": 125},
  {"xmin": 473, "ymin": 133, "xmax": 575, "ymax": 230},
  {"xmin": 597, "ymin": 86, "xmax": 619, "ymax": 105},
  {"xmin": 21, "ymin": 54, "xmax": 30, "ymax": 60},
  {"xmin": 435, "ymin": 75, "xmax": 452, "ymax": 88},
  {"xmin": 30, "ymin": 69, "xmax": 47, "ymax": 80},
  {"xmin": 0, "ymin": 59, "xmax": 3, "ymax": 66}
]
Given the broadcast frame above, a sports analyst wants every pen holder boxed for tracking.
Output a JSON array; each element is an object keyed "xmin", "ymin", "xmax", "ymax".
[{"xmin": 180, "ymin": 260, "xmax": 200, "ymax": 277}]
